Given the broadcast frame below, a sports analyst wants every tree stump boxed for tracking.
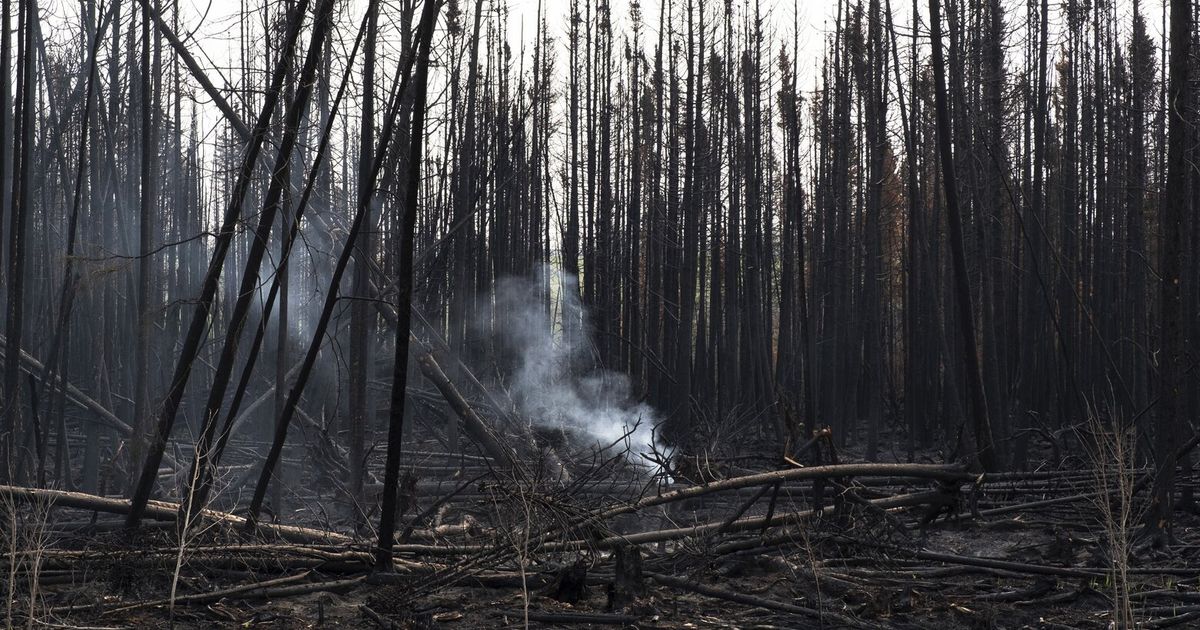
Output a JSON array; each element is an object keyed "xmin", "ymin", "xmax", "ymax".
[
  {"xmin": 547, "ymin": 559, "xmax": 589, "ymax": 603},
  {"xmin": 607, "ymin": 544, "xmax": 644, "ymax": 611}
]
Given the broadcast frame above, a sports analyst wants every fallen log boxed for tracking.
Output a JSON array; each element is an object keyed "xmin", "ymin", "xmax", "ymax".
[
  {"xmin": 364, "ymin": 567, "xmax": 563, "ymax": 589},
  {"xmin": 0, "ymin": 335, "xmax": 160, "ymax": 453},
  {"xmin": 585, "ymin": 490, "xmax": 943, "ymax": 548},
  {"xmin": 104, "ymin": 571, "xmax": 312, "ymax": 613},
  {"xmin": 364, "ymin": 479, "xmax": 653, "ymax": 498},
  {"xmin": 391, "ymin": 542, "xmax": 488, "ymax": 556},
  {"xmin": 646, "ymin": 571, "xmax": 875, "ymax": 628},
  {"xmin": 910, "ymin": 549, "xmax": 1102, "ymax": 579},
  {"xmin": 222, "ymin": 575, "xmax": 364, "ymax": 598},
  {"xmin": 361, "ymin": 604, "xmax": 400, "ymax": 630},
  {"xmin": 408, "ymin": 314, "xmax": 572, "ymax": 481},
  {"xmin": 417, "ymin": 353, "xmax": 521, "ymax": 470},
  {"xmin": 7, "ymin": 546, "xmax": 439, "ymax": 576},
  {"xmin": 53, "ymin": 574, "xmax": 366, "ymax": 618},
  {"xmin": 968, "ymin": 490, "xmax": 1108, "ymax": 518},
  {"xmin": 1130, "ymin": 605, "xmax": 1200, "ymax": 616},
  {"xmin": 1145, "ymin": 611, "xmax": 1200, "ymax": 629},
  {"xmin": 947, "ymin": 431, "xmax": 1200, "ymax": 523},
  {"xmin": 501, "ymin": 610, "xmax": 639, "ymax": 625},
  {"xmin": 377, "ymin": 487, "xmax": 952, "ymax": 558},
  {"xmin": 9, "ymin": 543, "xmax": 372, "ymax": 563},
  {"xmin": 0, "ymin": 484, "xmax": 349, "ymax": 544},
  {"xmin": 582, "ymin": 463, "xmax": 967, "ymax": 527}
]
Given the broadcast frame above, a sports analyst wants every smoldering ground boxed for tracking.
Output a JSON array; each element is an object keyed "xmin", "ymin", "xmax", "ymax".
[{"xmin": 475, "ymin": 264, "xmax": 660, "ymax": 461}]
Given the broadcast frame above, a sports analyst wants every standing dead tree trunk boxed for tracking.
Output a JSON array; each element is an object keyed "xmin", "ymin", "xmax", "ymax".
[
  {"xmin": 245, "ymin": 0, "xmax": 438, "ymax": 528},
  {"xmin": 124, "ymin": 0, "xmax": 312, "ymax": 528},
  {"xmin": 375, "ymin": 0, "xmax": 438, "ymax": 571},
  {"xmin": 347, "ymin": 0, "xmax": 380, "ymax": 525},
  {"xmin": 1146, "ymin": 0, "xmax": 1190, "ymax": 544},
  {"xmin": 179, "ymin": 0, "xmax": 338, "ymax": 525},
  {"xmin": 2, "ymin": 0, "xmax": 36, "ymax": 483},
  {"xmin": 928, "ymin": 0, "xmax": 998, "ymax": 472},
  {"xmin": 34, "ymin": 1, "xmax": 115, "ymax": 486},
  {"xmin": 200, "ymin": 9, "xmax": 373, "ymax": 504},
  {"xmin": 130, "ymin": 0, "xmax": 159, "ymax": 487}
]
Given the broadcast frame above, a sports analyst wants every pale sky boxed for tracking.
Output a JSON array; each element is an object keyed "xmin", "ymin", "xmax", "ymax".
[
  {"xmin": 63, "ymin": 0, "xmax": 844, "ymax": 177},
  {"xmin": 37, "ymin": 0, "xmax": 1169, "ymax": 192}
]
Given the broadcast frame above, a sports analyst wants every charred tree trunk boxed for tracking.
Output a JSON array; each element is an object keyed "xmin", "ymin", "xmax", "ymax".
[
  {"xmin": 124, "ymin": 0, "xmax": 312, "ymax": 528},
  {"xmin": 1146, "ymin": 0, "xmax": 1190, "ymax": 543},
  {"xmin": 928, "ymin": 0, "xmax": 998, "ymax": 472},
  {"xmin": 376, "ymin": 0, "xmax": 438, "ymax": 570}
]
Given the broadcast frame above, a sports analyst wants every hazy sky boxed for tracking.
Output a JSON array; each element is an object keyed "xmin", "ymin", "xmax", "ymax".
[
  {"xmin": 165, "ymin": 0, "xmax": 840, "ymax": 79},
  {"xmin": 42, "ymin": 0, "xmax": 1164, "ymax": 180},
  {"xmin": 44, "ymin": 0, "xmax": 1169, "ymax": 98},
  {"xmin": 88, "ymin": 0, "xmax": 845, "ymax": 164}
]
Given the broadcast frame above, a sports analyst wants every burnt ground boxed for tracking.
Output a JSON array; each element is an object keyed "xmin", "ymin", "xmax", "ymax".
[{"xmin": 5, "ymin": 434, "xmax": 1199, "ymax": 629}]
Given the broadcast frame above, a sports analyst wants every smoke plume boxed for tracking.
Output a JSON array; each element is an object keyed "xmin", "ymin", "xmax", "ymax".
[{"xmin": 482, "ymin": 264, "xmax": 659, "ymax": 459}]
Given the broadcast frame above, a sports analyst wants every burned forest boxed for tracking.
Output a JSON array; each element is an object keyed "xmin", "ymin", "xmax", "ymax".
[{"xmin": 0, "ymin": 0, "xmax": 1198, "ymax": 627}]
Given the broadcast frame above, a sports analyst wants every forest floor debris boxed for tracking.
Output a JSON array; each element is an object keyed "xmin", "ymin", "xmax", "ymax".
[{"xmin": 3, "ymin": 431, "xmax": 1199, "ymax": 629}]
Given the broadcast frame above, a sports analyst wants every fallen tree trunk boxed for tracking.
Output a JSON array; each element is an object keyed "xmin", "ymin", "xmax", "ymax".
[
  {"xmin": 501, "ymin": 610, "xmax": 639, "ymax": 626},
  {"xmin": 910, "ymin": 549, "xmax": 1103, "ymax": 579},
  {"xmin": 417, "ymin": 353, "xmax": 520, "ymax": 470},
  {"xmin": 947, "ymin": 431, "xmax": 1200, "ymax": 522},
  {"xmin": 0, "ymin": 484, "xmax": 349, "ymax": 544},
  {"xmin": 908, "ymin": 549, "xmax": 1199, "ymax": 578},
  {"xmin": 379, "ymin": 489, "xmax": 950, "ymax": 557},
  {"xmin": 0, "ymin": 337, "xmax": 128, "ymax": 437},
  {"xmin": 582, "ymin": 490, "xmax": 944, "ymax": 548},
  {"xmin": 646, "ymin": 571, "xmax": 875, "ymax": 628},
  {"xmin": 0, "ymin": 336, "xmax": 177, "ymax": 468},
  {"xmin": 408, "ymin": 316, "xmax": 572, "ymax": 481},
  {"xmin": 105, "ymin": 571, "xmax": 312, "ymax": 612},
  {"xmin": 585, "ymin": 463, "xmax": 967, "ymax": 526},
  {"xmin": 50, "ymin": 574, "xmax": 367, "ymax": 617}
]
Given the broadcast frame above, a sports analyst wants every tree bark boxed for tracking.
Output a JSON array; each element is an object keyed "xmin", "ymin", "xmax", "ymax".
[
  {"xmin": 928, "ymin": 0, "xmax": 998, "ymax": 472},
  {"xmin": 124, "ymin": 0, "xmax": 312, "ymax": 528},
  {"xmin": 376, "ymin": 0, "xmax": 439, "ymax": 570},
  {"xmin": 1146, "ymin": 0, "xmax": 1190, "ymax": 542}
]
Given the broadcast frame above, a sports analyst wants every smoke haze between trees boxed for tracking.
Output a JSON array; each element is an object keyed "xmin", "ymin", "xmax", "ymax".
[{"xmin": 478, "ymin": 264, "xmax": 661, "ymax": 463}]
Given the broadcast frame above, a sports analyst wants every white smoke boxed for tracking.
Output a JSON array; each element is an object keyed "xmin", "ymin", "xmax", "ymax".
[{"xmin": 483, "ymin": 264, "xmax": 659, "ymax": 460}]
